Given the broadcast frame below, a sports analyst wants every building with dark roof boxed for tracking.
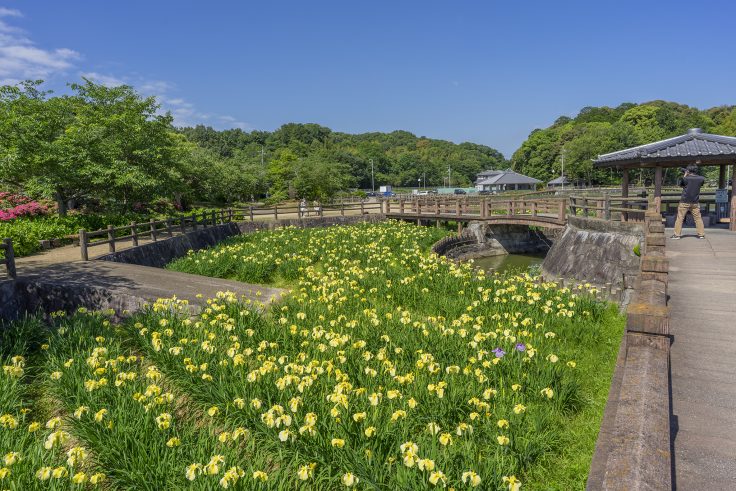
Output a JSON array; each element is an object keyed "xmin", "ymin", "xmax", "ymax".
[
  {"xmin": 547, "ymin": 175, "xmax": 570, "ymax": 188},
  {"xmin": 474, "ymin": 168, "xmax": 541, "ymax": 193}
]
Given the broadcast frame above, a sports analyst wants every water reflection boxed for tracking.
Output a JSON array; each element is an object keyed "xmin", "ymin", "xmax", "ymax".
[{"xmin": 470, "ymin": 254, "xmax": 544, "ymax": 274}]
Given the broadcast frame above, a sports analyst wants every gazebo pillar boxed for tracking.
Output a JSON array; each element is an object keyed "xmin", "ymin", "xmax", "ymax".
[
  {"xmin": 719, "ymin": 165, "xmax": 727, "ymax": 189},
  {"xmin": 731, "ymin": 164, "xmax": 736, "ymax": 232},
  {"xmin": 654, "ymin": 166, "xmax": 663, "ymax": 212},
  {"xmin": 621, "ymin": 168, "xmax": 630, "ymax": 221}
]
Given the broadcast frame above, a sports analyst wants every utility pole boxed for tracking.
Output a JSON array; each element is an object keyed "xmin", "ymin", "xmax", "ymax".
[
  {"xmin": 423, "ymin": 171, "xmax": 426, "ymax": 189},
  {"xmin": 370, "ymin": 159, "xmax": 375, "ymax": 192},
  {"xmin": 448, "ymin": 165, "xmax": 452, "ymax": 188},
  {"xmin": 561, "ymin": 148, "xmax": 565, "ymax": 191}
]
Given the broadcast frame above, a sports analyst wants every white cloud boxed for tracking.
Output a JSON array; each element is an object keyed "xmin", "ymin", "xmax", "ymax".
[
  {"xmin": 80, "ymin": 71, "xmax": 127, "ymax": 87},
  {"xmin": 0, "ymin": 9, "xmax": 251, "ymax": 131},
  {"xmin": 0, "ymin": 7, "xmax": 21, "ymax": 18},
  {"xmin": 80, "ymin": 70, "xmax": 251, "ymax": 130},
  {"xmin": 0, "ymin": 8, "xmax": 79, "ymax": 84}
]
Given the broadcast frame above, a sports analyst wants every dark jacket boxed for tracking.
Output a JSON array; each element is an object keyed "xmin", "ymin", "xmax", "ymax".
[{"xmin": 679, "ymin": 175, "xmax": 705, "ymax": 204}]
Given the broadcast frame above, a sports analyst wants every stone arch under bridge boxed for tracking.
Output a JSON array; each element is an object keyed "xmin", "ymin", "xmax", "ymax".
[{"xmin": 432, "ymin": 221, "xmax": 559, "ymax": 260}]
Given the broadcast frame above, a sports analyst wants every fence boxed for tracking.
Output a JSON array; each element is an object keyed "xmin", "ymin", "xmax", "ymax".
[
  {"xmin": 1, "ymin": 238, "xmax": 16, "ymax": 279},
  {"xmin": 78, "ymin": 202, "xmax": 383, "ymax": 260},
  {"xmin": 568, "ymin": 195, "xmax": 649, "ymax": 222}
]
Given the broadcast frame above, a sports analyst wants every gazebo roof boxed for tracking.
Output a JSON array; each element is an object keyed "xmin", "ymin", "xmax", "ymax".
[
  {"xmin": 548, "ymin": 175, "xmax": 570, "ymax": 185},
  {"xmin": 477, "ymin": 169, "xmax": 541, "ymax": 186},
  {"xmin": 594, "ymin": 128, "xmax": 736, "ymax": 168}
]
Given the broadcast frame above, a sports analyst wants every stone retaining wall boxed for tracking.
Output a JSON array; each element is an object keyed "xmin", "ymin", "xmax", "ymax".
[
  {"xmin": 543, "ymin": 216, "xmax": 644, "ymax": 296},
  {"xmin": 98, "ymin": 214, "xmax": 386, "ymax": 268},
  {"xmin": 586, "ymin": 210, "xmax": 671, "ymax": 490}
]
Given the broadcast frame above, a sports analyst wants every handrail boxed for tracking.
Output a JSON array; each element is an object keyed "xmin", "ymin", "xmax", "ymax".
[
  {"xmin": 78, "ymin": 202, "xmax": 384, "ymax": 260},
  {"xmin": 1, "ymin": 238, "xmax": 16, "ymax": 279},
  {"xmin": 381, "ymin": 197, "xmax": 568, "ymax": 223}
]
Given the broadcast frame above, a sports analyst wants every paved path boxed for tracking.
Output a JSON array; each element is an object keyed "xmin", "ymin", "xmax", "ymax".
[
  {"xmin": 14, "ymin": 235, "xmax": 284, "ymax": 309},
  {"xmin": 667, "ymin": 229, "xmax": 736, "ymax": 490}
]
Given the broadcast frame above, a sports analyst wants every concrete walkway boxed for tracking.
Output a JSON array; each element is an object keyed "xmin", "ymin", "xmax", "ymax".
[
  {"xmin": 14, "ymin": 238, "xmax": 284, "ymax": 310},
  {"xmin": 667, "ymin": 229, "xmax": 736, "ymax": 490}
]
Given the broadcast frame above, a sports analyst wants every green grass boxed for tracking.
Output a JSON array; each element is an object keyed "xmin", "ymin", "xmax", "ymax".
[{"xmin": 0, "ymin": 221, "xmax": 624, "ymax": 489}]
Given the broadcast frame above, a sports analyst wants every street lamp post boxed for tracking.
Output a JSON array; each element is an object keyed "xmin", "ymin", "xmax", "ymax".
[{"xmin": 418, "ymin": 178, "xmax": 421, "ymax": 191}]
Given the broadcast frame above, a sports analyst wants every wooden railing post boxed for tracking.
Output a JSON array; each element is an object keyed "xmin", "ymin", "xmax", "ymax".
[
  {"xmin": 274, "ymin": 206, "xmax": 278, "ymax": 220},
  {"xmin": 165, "ymin": 218, "xmax": 173, "ymax": 237},
  {"xmin": 79, "ymin": 230, "xmax": 88, "ymax": 261},
  {"xmin": 480, "ymin": 198, "xmax": 488, "ymax": 218},
  {"xmin": 399, "ymin": 199, "xmax": 405, "ymax": 214},
  {"xmin": 417, "ymin": 200, "xmax": 422, "ymax": 215},
  {"xmin": 340, "ymin": 202, "xmax": 345, "ymax": 216},
  {"xmin": 212, "ymin": 210, "xmax": 217, "ymax": 226},
  {"xmin": 249, "ymin": 206, "xmax": 254, "ymax": 221},
  {"xmin": 455, "ymin": 199, "xmax": 461, "ymax": 217},
  {"xmin": 604, "ymin": 194, "xmax": 611, "ymax": 221},
  {"xmin": 531, "ymin": 201, "xmax": 538, "ymax": 216},
  {"xmin": 360, "ymin": 201, "xmax": 365, "ymax": 214},
  {"xmin": 3, "ymin": 238, "xmax": 16, "ymax": 279},
  {"xmin": 558, "ymin": 200, "xmax": 566, "ymax": 222},
  {"xmin": 149, "ymin": 219, "xmax": 158, "ymax": 241},
  {"xmin": 107, "ymin": 225, "xmax": 116, "ymax": 253},
  {"xmin": 180, "ymin": 216, "xmax": 186, "ymax": 234},
  {"xmin": 228, "ymin": 208, "xmax": 233, "ymax": 222},
  {"xmin": 582, "ymin": 198, "xmax": 589, "ymax": 217},
  {"xmin": 130, "ymin": 222, "xmax": 139, "ymax": 246},
  {"xmin": 385, "ymin": 200, "xmax": 391, "ymax": 214},
  {"xmin": 319, "ymin": 202, "xmax": 324, "ymax": 217}
]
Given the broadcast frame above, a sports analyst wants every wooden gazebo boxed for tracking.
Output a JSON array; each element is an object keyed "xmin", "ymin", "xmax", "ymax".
[{"xmin": 594, "ymin": 128, "xmax": 736, "ymax": 231}]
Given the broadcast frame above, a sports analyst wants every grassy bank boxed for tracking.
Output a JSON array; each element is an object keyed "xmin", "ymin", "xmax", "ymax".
[{"xmin": 1, "ymin": 221, "xmax": 623, "ymax": 489}]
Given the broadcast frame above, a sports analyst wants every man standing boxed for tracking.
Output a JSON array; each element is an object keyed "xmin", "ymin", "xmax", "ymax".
[{"xmin": 671, "ymin": 164, "xmax": 705, "ymax": 239}]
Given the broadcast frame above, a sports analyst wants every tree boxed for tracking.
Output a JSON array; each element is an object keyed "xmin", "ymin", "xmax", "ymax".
[{"xmin": 0, "ymin": 79, "xmax": 183, "ymax": 215}]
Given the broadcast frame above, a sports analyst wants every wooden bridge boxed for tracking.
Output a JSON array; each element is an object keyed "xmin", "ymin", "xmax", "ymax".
[{"xmin": 380, "ymin": 195, "xmax": 650, "ymax": 231}]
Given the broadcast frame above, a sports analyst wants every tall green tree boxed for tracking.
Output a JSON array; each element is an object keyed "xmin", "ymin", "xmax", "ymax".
[{"xmin": 0, "ymin": 79, "xmax": 182, "ymax": 215}]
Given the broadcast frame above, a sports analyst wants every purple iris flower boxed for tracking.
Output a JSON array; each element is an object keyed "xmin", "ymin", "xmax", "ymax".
[
  {"xmin": 515, "ymin": 343, "xmax": 526, "ymax": 352},
  {"xmin": 493, "ymin": 347, "xmax": 506, "ymax": 358}
]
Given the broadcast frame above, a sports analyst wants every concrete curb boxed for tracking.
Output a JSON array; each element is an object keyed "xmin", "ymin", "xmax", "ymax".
[{"xmin": 587, "ymin": 210, "xmax": 672, "ymax": 490}]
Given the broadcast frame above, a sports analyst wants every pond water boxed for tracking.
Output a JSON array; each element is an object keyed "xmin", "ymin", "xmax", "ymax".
[{"xmin": 470, "ymin": 253, "xmax": 545, "ymax": 274}]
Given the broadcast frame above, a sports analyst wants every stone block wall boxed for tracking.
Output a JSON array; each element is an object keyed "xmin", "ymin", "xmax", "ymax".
[
  {"xmin": 586, "ymin": 210, "xmax": 672, "ymax": 490},
  {"xmin": 542, "ymin": 216, "xmax": 644, "ymax": 294}
]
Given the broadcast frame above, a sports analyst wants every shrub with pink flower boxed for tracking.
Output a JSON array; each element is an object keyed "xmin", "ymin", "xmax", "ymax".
[{"xmin": 0, "ymin": 192, "xmax": 51, "ymax": 221}]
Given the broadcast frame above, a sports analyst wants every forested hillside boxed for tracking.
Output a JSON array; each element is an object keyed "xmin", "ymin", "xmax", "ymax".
[
  {"xmin": 4, "ymin": 78, "xmax": 736, "ymax": 214},
  {"xmin": 511, "ymin": 101, "xmax": 736, "ymax": 185},
  {"xmin": 179, "ymin": 123, "xmax": 506, "ymax": 201}
]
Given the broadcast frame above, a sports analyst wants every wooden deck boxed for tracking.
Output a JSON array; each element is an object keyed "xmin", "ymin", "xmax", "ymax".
[{"xmin": 667, "ymin": 229, "xmax": 736, "ymax": 490}]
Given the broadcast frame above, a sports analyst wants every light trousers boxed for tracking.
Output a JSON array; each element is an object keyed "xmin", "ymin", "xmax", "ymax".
[{"xmin": 674, "ymin": 202, "xmax": 705, "ymax": 236}]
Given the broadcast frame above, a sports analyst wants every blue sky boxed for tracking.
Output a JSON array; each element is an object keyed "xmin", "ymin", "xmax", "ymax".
[{"xmin": 1, "ymin": 1, "xmax": 735, "ymax": 157}]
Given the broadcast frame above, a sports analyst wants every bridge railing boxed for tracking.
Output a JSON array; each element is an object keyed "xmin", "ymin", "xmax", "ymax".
[
  {"xmin": 381, "ymin": 197, "xmax": 568, "ymax": 222},
  {"xmin": 1, "ymin": 238, "xmax": 17, "ymax": 279},
  {"xmin": 568, "ymin": 195, "xmax": 648, "ymax": 223}
]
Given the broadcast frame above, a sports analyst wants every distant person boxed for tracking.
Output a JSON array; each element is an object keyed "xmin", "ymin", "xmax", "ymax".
[
  {"xmin": 313, "ymin": 200, "xmax": 321, "ymax": 216},
  {"xmin": 671, "ymin": 165, "xmax": 705, "ymax": 240},
  {"xmin": 300, "ymin": 199, "xmax": 309, "ymax": 217}
]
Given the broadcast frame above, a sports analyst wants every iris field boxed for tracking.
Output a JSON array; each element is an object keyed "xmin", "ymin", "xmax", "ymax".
[{"xmin": 1, "ymin": 221, "xmax": 623, "ymax": 489}]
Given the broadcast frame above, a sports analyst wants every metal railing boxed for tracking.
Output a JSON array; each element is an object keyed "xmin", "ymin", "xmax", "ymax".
[{"xmin": 1, "ymin": 238, "xmax": 16, "ymax": 279}]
